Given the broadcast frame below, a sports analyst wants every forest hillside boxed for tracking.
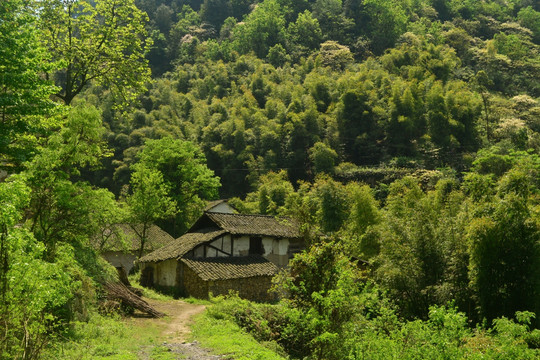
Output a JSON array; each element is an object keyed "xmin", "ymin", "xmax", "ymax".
[{"xmin": 1, "ymin": 0, "xmax": 539, "ymax": 359}]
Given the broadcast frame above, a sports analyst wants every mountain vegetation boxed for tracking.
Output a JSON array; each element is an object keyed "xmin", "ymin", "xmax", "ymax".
[{"xmin": 1, "ymin": 0, "xmax": 539, "ymax": 358}]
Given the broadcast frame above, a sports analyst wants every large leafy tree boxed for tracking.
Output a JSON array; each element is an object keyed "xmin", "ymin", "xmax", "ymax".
[
  {"xmin": 39, "ymin": 0, "xmax": 151, "ymax": 105},
  {"xmin": 232, "ymin": 0, "xmax": 287, "ymax": 58},
  {"xmin": 1, "ymin": 103, "xmax": 117, "ymax": 358},
  {"xmin": 125, "ymin": 164, "xmax": 176, "ymax": 258},
  {"xmin": 286, "ymin": 10, "xmax": 323, "ymax": 56},
  {"xmin": 0, "ymin": 0, "xmax": 58, "ymax": 169},
  {"xmin": 373, "ymin": 177, "xmax": 473, "ymax": 319},
  {"xmin": 0, "ymin": 177, "xmax": 76, "ymax": 359},
  {"xmin": 24, "ymin": 103, "xmax": 113, "ymax": 261},
  {"xmin": 135, "ymin": 138, "xmax": 221, "ymax": 236},
  {"xmin": 468, "ymin": 167, "xmax": 540, "ymax": 325}
]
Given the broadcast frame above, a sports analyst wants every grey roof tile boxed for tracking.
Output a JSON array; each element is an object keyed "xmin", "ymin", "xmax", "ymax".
[
  {"xmin": 139, "ymin": 229, "xmax": 227, "ymax": 262},
  {"xmin": 181, "ymin": 256, "xmax": 279, "ymax": 281},
  {"xmin": 199, "ymin": 212, "xmax": 301, "ymax": 238}
]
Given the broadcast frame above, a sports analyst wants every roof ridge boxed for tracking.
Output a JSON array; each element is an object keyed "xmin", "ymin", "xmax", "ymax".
[{"xmin": 207, "ymin": 212, "xmax": 290, "ymax": 219}]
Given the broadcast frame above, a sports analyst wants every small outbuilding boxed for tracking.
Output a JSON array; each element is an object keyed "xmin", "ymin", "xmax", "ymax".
[
  {"xmin": 97, "ymin": 224, "xmax": 174, "ymax": 274},
  {"xmin": 139, "ymin": 212, "xmax": 304, "ymax": 301}
]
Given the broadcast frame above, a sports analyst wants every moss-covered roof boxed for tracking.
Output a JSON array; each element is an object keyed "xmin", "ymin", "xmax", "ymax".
[
  {"xmin": 191, "ymin": 212, "xmax": 301, "ymax": 238},
  {"xmin": 97, "ymin": 224, "xmax": 174, "ymax": 253},
  {"xmin": 138, "ymin": 229, "xmax": 227, "ymax": 263},
  {"xmin": 181, "ymin": 256, "xmax": 279, "ymax": 281}
]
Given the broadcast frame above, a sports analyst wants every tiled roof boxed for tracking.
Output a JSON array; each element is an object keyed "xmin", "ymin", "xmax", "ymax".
[
  {"xmin": 138, "ymin": 229, "xmax": 227, "ymax": 263},
  {"xmin": 181, "ymin": 256, "xmax": 279, "ymax": 281},
  {"xmin": 98, "ymin": 224, "xmax": 174, "ymax": 252},
  {"xmin": 198, "ymin": 212, "xmax": 301, "ymax": 238}
]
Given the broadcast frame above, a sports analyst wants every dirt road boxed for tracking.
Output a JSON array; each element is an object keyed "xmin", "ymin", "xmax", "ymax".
[{"xmin": 130, "ymin": 298, "xmax": 223, "ymax": 360}]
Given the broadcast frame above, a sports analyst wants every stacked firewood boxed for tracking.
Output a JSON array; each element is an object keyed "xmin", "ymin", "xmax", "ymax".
[{"xmin": 103, "ymin": 281, "xmax": 165, "ymax": 318}]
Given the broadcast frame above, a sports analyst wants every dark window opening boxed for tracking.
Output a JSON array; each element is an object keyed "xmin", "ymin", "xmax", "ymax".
[{"xmin": 249, "ymin": 237, "xmax": 263, "ymax": 255}]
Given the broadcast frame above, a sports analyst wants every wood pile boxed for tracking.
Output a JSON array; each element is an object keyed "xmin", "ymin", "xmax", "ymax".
[
  {"xmin": 116, "ymin": 266, "xmax": 143, "ymax": 296},
  {"xmin": 103, "ymin": 282, "xmax": 165, "ymax": 318}
]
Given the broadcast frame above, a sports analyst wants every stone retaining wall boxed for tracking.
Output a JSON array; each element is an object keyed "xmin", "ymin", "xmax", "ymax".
[{"xmin": 182, "ymin": 264, "xmax": 275, "ymax": 302}]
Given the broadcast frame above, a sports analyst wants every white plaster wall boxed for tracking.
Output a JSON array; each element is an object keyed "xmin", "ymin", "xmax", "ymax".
[
  {"xmin": 208, "ymin": 203, "xmax": 234, "ymax": 213},
  {"xmin": 278, "ymin": 238, "xmax": 290, "ymax": 255},
  {"xmin": 208, "ymin": 234, "xmax": 232, "ymax": 257},
  {"xmin": 155, "ymin": 259, "xmax": 177, "ymax": 287},
  {"xmin": 222, "ymin": 234, "xmax": 231, "ymax": 252},
  {"xmin": 207, "ymin": 247, "xmax": 217, "ymax": 257},
  {"xmin": 194, "ymin": 246, "xmax": 204, "ymax": 258},
  {"xmin": 232, "ymin": 236, "xmax": 250, "ymax": 256},
  {"xmin": 210, "ymin": 239, "xmax": 220, "ymax": 248},
  {"xmin": 102, "ymin": 252, "xmax": 137, "ymax": 273},
  {"xmin": 232, "ymin": 236, "xmax": 291, "ymax": 257},
  {"xmin": 261, "ymin": 238, "xmax": 289, "ymax": 256},
  {"xmin": 262, "ymin": 238, "xmax": 274, "ymax": 256}
]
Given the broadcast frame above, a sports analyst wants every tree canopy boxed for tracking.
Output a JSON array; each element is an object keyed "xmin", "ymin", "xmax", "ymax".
[
  {"xmin": 2, "ymin": 0, "xmax": 540, "ymax": 358},
  {"xmin": 39, "ymin": 0, "xmax": 152, "ymax": 105}
]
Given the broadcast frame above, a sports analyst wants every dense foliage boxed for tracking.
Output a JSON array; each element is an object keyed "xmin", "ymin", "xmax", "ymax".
[
  {"xmin": 1, "ymin": 0, "xmax": 539, "ymax": 358},
  {"xmin": 82, "ymin": 0, "xmax": 540, "ymax": 198}
]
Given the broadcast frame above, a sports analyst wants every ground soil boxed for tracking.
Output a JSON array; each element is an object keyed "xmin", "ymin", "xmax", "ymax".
[{"xmin": 129, "ymin": 298, "xmax": 223, "ymax": 360}]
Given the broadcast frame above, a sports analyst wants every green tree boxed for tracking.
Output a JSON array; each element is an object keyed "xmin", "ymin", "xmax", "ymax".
[
  {"xmin": 343, "ymin": 182, "xmax": 381, "ymax": 258},
  {"xmin": 287, "ymin": 10, "xmax": 323, "ymax": 55},
  {"xmin": 240, "ymin": 170, "xmax": 295, "ymax": 215},
  {"xmin": 362, "ymin": 0, "xmax": 408, "ymax": 54},
  {"xmin": 312, "ymin": 176, "xmax": 350, "ymax": 233},
  {"xmin": 386, "ymin": 82, "xmax": 424, "ymax": 157},
  {"xmin": 374, "ymin": 177, "xmax": 473, "ymax": 319},
  {"xmin": 0, "ymin": 0, "xmax": 58, "ymax": 169},
  {"xmin": 92, "ymin": 189, "xmax": 128, "ymax": 252},
  {"xmin": 168, "ymin": 5, "xmax": 201, "ymax": 61},
  {"xmin": 277, "ymin": 239, "xmax": 387, "ymax": 360},
  {"xmin": 267, "ymin": 44, "xmax": 290, "ymax": 67},
  {"xmin": 39, "ymin": 0, "xmax": 151, "ymax": 105},
  {"xmin": 125, "ymin": 164, "xmax": 176, "ymax": 258},
  {"xmin": 1, "ymin": 104, "xmax": 117, "ymax": 358},
  {"xmin": 229, "ymin": 0, "xmax": 252, "ymax": 20},
  {"xmin": 0, "ymin": 177, "xmax": 77, "ymax": 360},
  {"xmin": 154, "ymin": 4, "xmax": 174, "ymax": 34},
  {"xmin": 336, "ymin": 87, "xmax": 380, "ymax": 164},
  {"xmin": 200, "ymin": 0, "xmax": 229, "ymax": 29},
  {"xmin": 468, "ymin": 171, "xmax": 540, "ymax": 324},
  {"xmin": 24, "ymin": 104, "xmax": 112, "ymax": 261},
  {"xmin": 312, "ymin": 0, "xmax": 354, "ymax": 43},
  {"xmin": 309, "ymin": 142, "xmax": 338, "ymax": 175},
  {"xmin": 232, "ymin": 0, "xmax": 287, "ymax": 58},
  {"xmin": 426, "ymin": 82, "xmax": 451, "ymax": 149},
  {"xmin": 518, "ymin": 6, "xmax": 540, "ymax": 43},
  {"xmin": 135, "ymin": 138, "xmax": 221, "ymax": 235},
  {"xmin": 318, "ymin": 40, "xmax": 354, "ymax": 70}
]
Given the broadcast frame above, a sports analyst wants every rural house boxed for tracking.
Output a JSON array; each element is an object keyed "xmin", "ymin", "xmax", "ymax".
[
  {"xmin": 138, "ymin": 212, "xmax": 304, "ymax": 301},
  {"xmin": 96, "ymin": 224, "xmax": 174, "ymax": 274}
]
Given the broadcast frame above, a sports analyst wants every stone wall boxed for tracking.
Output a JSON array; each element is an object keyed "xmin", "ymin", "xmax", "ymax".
[
  {"xmin": 182, "ymin": 264, "xmax": 209, "ymax": 299},
  {"xmin": 181, "ymin": 264, "xmax": 275, "ymax": 302}
]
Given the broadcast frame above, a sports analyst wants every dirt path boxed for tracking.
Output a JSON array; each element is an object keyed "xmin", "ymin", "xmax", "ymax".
[
  {"xmin": 148, "ymin": 299, "xmax": 206, "ymax": 343},
  {"xmin": 130, "ymin": 298, "xmax": 223, "ymax": 360}
]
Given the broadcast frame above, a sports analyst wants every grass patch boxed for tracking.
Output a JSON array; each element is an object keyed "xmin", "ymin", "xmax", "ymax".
[
  {"xmin": 137, "ymin": 284, "xmax": 175, "ymax": 301},
  {"xmin": 44, "ymin": 313, "xmax": 173, "ymax": 360},
  {"xmin": 183, "ymin": 296, "xmax": 213, "ymax": 305},
  {"xmin": 191, "ymin": 311, "xmax": 287, "ymax": 360}
]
